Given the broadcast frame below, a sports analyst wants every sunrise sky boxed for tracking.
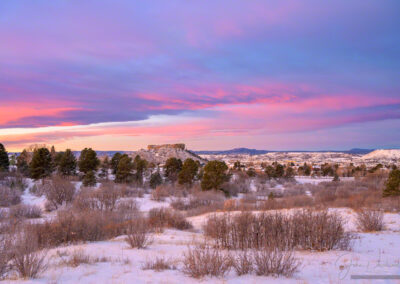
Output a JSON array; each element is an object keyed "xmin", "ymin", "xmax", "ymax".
[{"xmin": 1, "ymin": 1, "xmax": 399, "ymax": 151}]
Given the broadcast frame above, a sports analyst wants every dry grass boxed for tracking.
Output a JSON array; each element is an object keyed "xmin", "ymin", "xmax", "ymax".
[
  {"xmin": 57, "ymin": 249, "xmax": 110, "ymax": 267},
  {"xmin": 142, "ymin": 257, "xmax": 177, "ymax": 271},
  {"xmin": 0, "ymin": 186, "xmax": 21, "ymax": 207},
  {"xmin": 232, "ymin": 250, "xmax": 253, "ymax": 275}
]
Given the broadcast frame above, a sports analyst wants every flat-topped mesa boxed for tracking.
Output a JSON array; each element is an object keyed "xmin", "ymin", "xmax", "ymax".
[{"xmin": 147, "ymin": 144, "xmax": 186, "ymax": 151}]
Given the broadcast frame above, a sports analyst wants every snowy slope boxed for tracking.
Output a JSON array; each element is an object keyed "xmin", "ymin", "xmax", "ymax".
[{"xmin": 362, "ymin": 149, "xmax": 400, "ymax": 160}]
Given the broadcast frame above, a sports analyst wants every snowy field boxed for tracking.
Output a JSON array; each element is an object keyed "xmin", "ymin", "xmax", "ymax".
[
  {"xmin": 4, "ymin": 207, "xmax": 400, "ymax": 283},
  {"xmin": 2, "ymin": 178, "xmax": 399, "ymax": 283}
]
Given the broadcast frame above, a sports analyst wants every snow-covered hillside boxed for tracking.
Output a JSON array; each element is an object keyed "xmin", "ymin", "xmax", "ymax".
[{"xmin": 362, "ymin": 149, "xmax": 400, "ymax": 160}]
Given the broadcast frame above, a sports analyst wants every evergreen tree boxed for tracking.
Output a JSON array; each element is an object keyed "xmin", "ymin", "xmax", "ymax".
[
  {"xmin": 233, "ymin": 161, "xmax": 242, "ymax": 171},
  {"xmin": 111, "ymin": 152, "xmax": 122, "ymax": 174},
  {"xmin": 0, "ymin": 143, "xmax": 9, "ymax": 172},
  {"xmin": 383, "ymin": 169, "xmax": 400, "ymax": 197},
  {"xmin": 58, "ymin": 149, "xmax": 77, "ymax": 176},
  {"xmin": 17, "ymin": 149, "xmax": 30, "ymax": 176},
  {"xmin": 164, "ymin": 157, "xmax": 182, "ymax": 182},
  {"xmin": 149, "ymin": 171, "xmax": 163, "ymax": 189},
  {"xmin": 178, "ymin": 158, "xmax": 199, "ymax": 186},
  {"xmin": 78, "ymin": 148, "xmax": 100, "ymax": 174},
  {"xmin": 246, "ymin": 167, "xmax": 256, "ymax": 177},
  {"xmin": 115, "ymin": 154, "xmax": 134, "ymax": 183},
  {"xmin": 201, "ymin": 160, "xmax": 229, "ymax": 191},
  {"xmin": 82, "ymin": 170, "xmax": 97, "ymax": 187},
  {"xmin": 29, "ymin": 147, "xmax": 52, "ymax": 180},
  {"xmin": 284, "ymin": 166, "xmax": 295, "ymax": 179}
]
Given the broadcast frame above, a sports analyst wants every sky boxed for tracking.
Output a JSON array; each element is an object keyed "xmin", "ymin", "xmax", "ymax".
[{"xmin": 0, "ymin": 0, "xmax": 399, "ymax": 151}]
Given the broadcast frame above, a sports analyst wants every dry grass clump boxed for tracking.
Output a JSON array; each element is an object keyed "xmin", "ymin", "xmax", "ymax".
[
  {"xmin": 204, "ymin": 210, "xmax": 352, "ymax": 251},
  {"xmin": 57, "ymin": 249, "xmax": 110, "ymax": 267},
  {"xmin": 356, "ymin": 208, "xmax": 384, "ymax": 232},
  {"xmin": 125, "ymin": 218, "xmax": 153, "ymax": 249},
  {"xmin": 148, "ymin": 208, "xmax": 192, "ymax": 232},
  {"xmin": 142, "ymin": 257, "xmax": 177, "ymax": 271},
  {"xmin": 182, "ymin": 245, "xmax": 232, "ymax": 278},
  {"xmin": 0, "ymin": 186, "xmax": 21, "ymax": 207},
  {"xmin": 9, "ymin": 204, "xmax": 42, "ymax": 219}
]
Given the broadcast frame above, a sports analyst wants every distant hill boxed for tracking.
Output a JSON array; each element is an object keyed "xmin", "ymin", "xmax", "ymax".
[
  {"xmin": 195, "ymin": 148, "xmax": 270, "ymax": 155},
  {"xmin": 195, "ymin": 148, "xmax": 375, "ymax": 155},
  {"xmin": 362, "ymin": 149, "xmax": 400, "ymax": 160}
]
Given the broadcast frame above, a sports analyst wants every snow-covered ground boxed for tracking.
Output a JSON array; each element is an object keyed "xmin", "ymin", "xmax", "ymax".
[
  {"xmin": 295, "ymin": 176, "xmax": 355, "ymax": 185},
  {"xmin": 4, "ymin": 208, "xmax": 399, "ymax": 284}
]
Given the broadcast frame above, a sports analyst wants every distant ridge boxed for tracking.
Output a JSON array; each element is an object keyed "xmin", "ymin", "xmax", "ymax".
[{"xmin": 195, "ymin": 148, "xmax": 375, "ymax": 155}]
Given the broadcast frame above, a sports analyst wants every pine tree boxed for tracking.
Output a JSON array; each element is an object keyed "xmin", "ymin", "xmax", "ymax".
[
  {"xmin": 99, "ymin": 156, "xmax": 110, "ymax": 178},
  {"xmin": 133, "ymin": 155, "xmax": 147, "ymax": 184},
  {"xmin": 0, "ymin": 143, "xmax": 9, "ymax": 172},
  {"xmin": 383, "ymin": 169, "xmax": 400, "ymax": 197},
  {"xmin": 115, "ymin": 154, "xmax": 134, "ymax": 183},
  {"xmin": 29, "ymin": 147, "xmax": 52, "ymax": 180},
  {"xmin": 78, "ymin": 148, "xmax": 99, "ymax": 174},
  {"xmin": 178, "ymin": 158, "xmax": 199, "ymax": 186},
  {"xmin": 111, "ymin": 152, "xmax": 122, "ymax": 174},
  {"xmin": 149, "ymin": 171, "xmax": 162, "ymax": 189},
  {"xmin": 58, "ymin": 149, "xmax": 77, "ymax": 176},
  {"xmin": 82, "ymin": 170, "xmax": 97, "ymax": 187},
  {"xmin": 164, "ymin": 157, "xmax": 182, "ymax": 182},
  {"xmin": 201, "ymin": 160, "xmax": 229, "ymax": 191}
]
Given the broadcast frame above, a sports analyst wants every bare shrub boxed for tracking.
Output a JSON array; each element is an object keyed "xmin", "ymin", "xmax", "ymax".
[
  {"xmin": 148, "ymin": 208, "xmax": 192, "ymax": 232},
  {"xmin": 151, "ymin": 186, "xmax": 170, "ymax": 201},
  {"xmin": 9, "ymin": 204, "xmax": 42, "ymax": 219},
  {"xmin": 252, "ymin": 248, "xmax": 299, "ymax": 277},
  {"xmin": 94, "ymin": 183, "xmax": 121, "ymax": 211},
  {"xmin": 204, "ymin": 210, "xmax": 352, "ymax": 251},
  {"xmin": 232, "ymin": 250, "xmax": 253, "ymax": 275},
  {"xmin": 116, "ymin": 199, "xmax": 140, "ymax": 220},
  {"xmin": 182, "ymin": 245, "xmax": 232, "ymax": 278},
  {"xmin": 0, "ymin": 235, "xmax": 11, "ymax": 279},
  {"xmin": 0, "ymin": 186, "xmax": 21, "ymax": 207},
  {"xmin": 43, "ymin": 176, "xmax": 75, "ymax": 209},
  {"xmin": 125, "ymin": 218, "xmax": 153, "ymax": 249},
  {"xmin": 142, "ymin": 257, "xmax": 176, "ymax": 271},
  {"xmin": 10, "ymin": 233, "xmax": 47, "ymax": 279},
  {"xmin": 356, "ymin": 209, "xmax": 384, "ymax": 232},
  {"xmin": 26, "ymin": 210, "xmax": 128, "ymax": 248}
]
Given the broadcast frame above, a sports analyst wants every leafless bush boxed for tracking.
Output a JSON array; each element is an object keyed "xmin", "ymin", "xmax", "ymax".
[
  {"xmin": 3, "ymin": 174, "xmax": 27, "ymax": 191},
  {"xmin": 142, "ymin": 257, "xmax": 177, "ymax": 271},
  {"xmin": 0, "ymin": 186, "xmax": 21, "ymax": 207},
  {"xmin": 9, "ymin": 204, "xmax": 42, "ymax": 219},
  {"xmin": 26, "ymin": 210, "xmax": 128, "ymax": 248},
  {"xmin": 356, "ymin": 209, "xmax": 384, "ymax": 232},
  {"xmin": 204, "ymin": 210, "xmax": 352, "ymax": 251},
  {"xmin": 10, "ymin": 233, "xmax": 47, "ymax": 279},
  {"xmin": 43, "ymin": 176, "xmax": 76, "ymax": 209},
  {"xmin": 252, "ymin": 248, "xmax": 299, "ymax": 277},
  {"xmin": 125, "ymin": 218, "xmax": 153, "ymax": 249},
  {"xmin": 178, "ymin": 191, "xmax": 225, "ymax": 216},
  {"xmin": 0, "ymin": 235, "xmax": 11, "ymax": 279},
  {"xmin": 116, "ymin": 199, "xmax": 140, "ymax": 220},
  {"xmin": 182, "ymin": 245, "xmax": 232, "ymax": 278},
  {"xmin": 73, "ymin": 184, "xmax": 122, "ymax": 212},
  {"xmin": 232, "ymin": 250, "xmax": 253, "ymax": 275},
  {"xmin": 148, "ymin": 208, "xmax": 192, "ymax": 232}
]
